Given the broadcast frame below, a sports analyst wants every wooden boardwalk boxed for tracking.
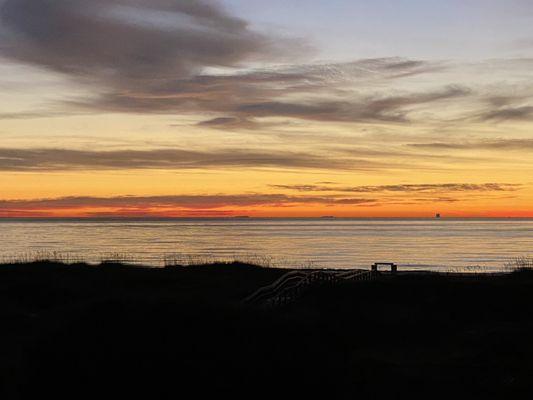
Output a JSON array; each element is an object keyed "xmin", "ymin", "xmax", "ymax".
[{"xmin": 242, "ymin": 268, "xmax": 376, "ymax": 308}]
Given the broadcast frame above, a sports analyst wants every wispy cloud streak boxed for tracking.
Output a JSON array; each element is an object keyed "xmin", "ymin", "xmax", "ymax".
[
  {"xmin": 271, "ymin": 183, "xmax": 522, "ymax": 193},
  {"xmin": 409, "ymin": 139, "xmax": 533, "ymax": 151}
]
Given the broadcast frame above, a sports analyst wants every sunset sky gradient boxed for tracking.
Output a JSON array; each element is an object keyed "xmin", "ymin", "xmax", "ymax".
[{"xmin": 1, "ymin": 0, "xmax": 533, "ymax": 217}]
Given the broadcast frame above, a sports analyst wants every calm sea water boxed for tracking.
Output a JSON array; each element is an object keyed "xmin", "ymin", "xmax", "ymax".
[{"xmin": 0, "ymin": 218, "xmax": 532, "ymax": 271}]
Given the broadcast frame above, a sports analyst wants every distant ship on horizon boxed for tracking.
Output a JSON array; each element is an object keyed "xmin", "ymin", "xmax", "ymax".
[
  {"xmin": 320, "ymin": 216, "xmax": 336, "ymax": 219},
  {"xmin": 436, "ymin": 213, "xmax": 441, "ymax": 219}
]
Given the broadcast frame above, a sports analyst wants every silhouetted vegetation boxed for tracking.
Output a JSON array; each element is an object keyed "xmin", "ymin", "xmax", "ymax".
[
  {"xmin": 1, "ymin": 262, "xmax": 533, "ymax": 399},
  {"xmin": 506, "ymin": 256, "xmax": 533, "ymax": 272}
]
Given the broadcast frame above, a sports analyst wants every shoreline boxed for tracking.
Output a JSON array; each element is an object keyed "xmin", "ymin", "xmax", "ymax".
[{"xmin": 0, "ymin": 259, "xmax": 516, "ymax": 274}]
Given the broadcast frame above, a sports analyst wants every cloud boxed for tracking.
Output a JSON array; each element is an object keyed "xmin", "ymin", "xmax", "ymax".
[
  {"xmin": 197, "ymin": 117, "xmax": 242, "ymax": 126},
  {"xmin": 69, "ymin": 57, "xmax": 453, "ymax": 125},
  {"xmin": 473, "ymin": 94, "xmax": 533, "ymax": 122},
  {"xmin": 0, "ymin": 1, "xmax": 451, "ymax": 124},
  {"xmin": 0, "ymin": 194, "xmax": 379, "ymax": 217},
  {"xmin": 1, "ymin": 182, "xmax": 518, "ymax": 217},
  {"xmin": 271, "ymin": 183, "xmax": 522, "ymax": 193},
  {"xmin": 413, "ymin": 197, "xmax": 460, "ymax": 203},
  {"xmin": 0, "ymin": 147, "xmax": 379, "ymax": 171},
  {"xmin": 408, "ymin": 139, "xmax": 533, "ymax": 151},
  {"xmin": 192, "ymin": 83, "xmax": 469, "ymax": 125},
  {"xmin": 480, "ymin": 106, "xmax": 533, "ymax": 122},
  {"xmin": 196, "ymin": 116, "xmax": 260, "ymax": 130},
  {"xmin": 0, "ymin": 0, "xmax": 279, "ymax": 82},
  {"xmin": 0, "ymin": 111, "xmax": 63, "ymax": 120},
  {"xmin": 0, "ymin": 0, "xmax": 299, "ymax": 121}
]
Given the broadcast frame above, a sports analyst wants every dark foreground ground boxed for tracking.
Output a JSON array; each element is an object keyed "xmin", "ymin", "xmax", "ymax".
[{"xmin": 1, "ymin": 262, "xmax": 533, "ymax": 399}]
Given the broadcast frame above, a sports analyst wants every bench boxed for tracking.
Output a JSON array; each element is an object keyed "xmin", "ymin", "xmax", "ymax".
[{"xmin": 371, "ymin": 262, "xmax": 398, "ymax": 274}]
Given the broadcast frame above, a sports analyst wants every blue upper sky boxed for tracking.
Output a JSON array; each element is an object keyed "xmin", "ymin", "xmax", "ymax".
[{"xmin": 222, "ymin": 0, "xmax": 533, "ymax": 61}]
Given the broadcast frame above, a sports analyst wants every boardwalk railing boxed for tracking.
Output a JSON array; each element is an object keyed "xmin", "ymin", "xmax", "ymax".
[
  {"xmin": 242, "ymin": 270, "xmax": 312, "ymax": 305},
  {"xmin": 242, "ymin": 269, "xmax": 375, "ymax": 307}
]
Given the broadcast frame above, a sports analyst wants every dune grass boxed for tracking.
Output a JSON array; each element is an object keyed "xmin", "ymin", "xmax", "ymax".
[
  {"xmin": 505, "ymin": 256, "xmax": 533, "ymax": 272},
  {"xmin": 1, "ymin": 251, "xmax": 325, "ymax": 270}
]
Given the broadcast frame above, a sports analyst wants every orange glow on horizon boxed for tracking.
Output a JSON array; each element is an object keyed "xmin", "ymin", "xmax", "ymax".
[{"xmin": 2, "ymin": 204, "xmax": 533, "ymax": 219}]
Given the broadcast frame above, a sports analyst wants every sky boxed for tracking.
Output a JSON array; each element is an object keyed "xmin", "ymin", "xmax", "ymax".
[{"xmin": 1, "ymin": 0, "xmax": 533, "ymax": 218}]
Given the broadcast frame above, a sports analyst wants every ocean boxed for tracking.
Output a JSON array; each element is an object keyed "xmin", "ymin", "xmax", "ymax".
[{"xmin": 1, "ymin": 218, "xmax": 532, "ymax": 271}]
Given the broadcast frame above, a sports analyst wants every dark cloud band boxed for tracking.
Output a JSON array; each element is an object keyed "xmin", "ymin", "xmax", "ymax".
[
  {"xmin": 0, "ymin": 194, "xmax": 378, "ymax": 217},
  {"xmin": 0, "ymin": 147, "xmax": 374, "ymax": 171}
]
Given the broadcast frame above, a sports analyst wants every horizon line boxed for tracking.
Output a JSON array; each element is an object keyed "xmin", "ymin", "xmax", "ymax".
[{"xmin": 2, "ymin": 216, "xmax": 533, "ymax": 221}]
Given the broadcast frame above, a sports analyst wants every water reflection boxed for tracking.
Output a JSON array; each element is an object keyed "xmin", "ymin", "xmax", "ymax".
[{"xmin": 0, "ymin": 219, "xmax": 532, "ymax": 271}]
